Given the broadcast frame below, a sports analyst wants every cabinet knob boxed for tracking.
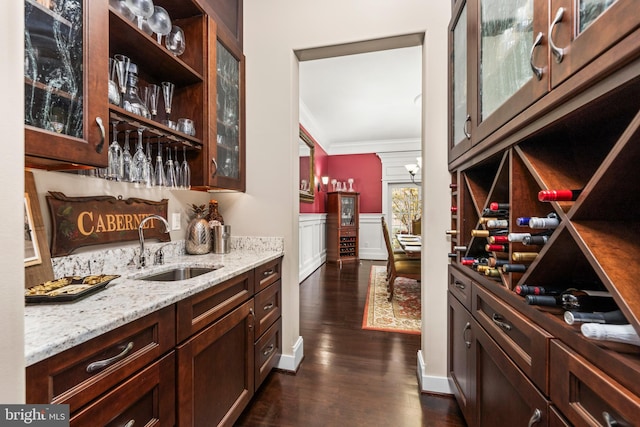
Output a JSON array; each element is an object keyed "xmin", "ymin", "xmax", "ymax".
[
  {"xmin": 549, "ymin": 8, "xmax": 566, "ymax": 63},
  {"xmin": 529, "ymin": 32, "xmax": 545, "ymax": 80}
]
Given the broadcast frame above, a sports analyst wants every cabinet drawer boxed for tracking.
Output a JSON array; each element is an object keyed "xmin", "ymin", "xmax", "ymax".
[
  {"xmin": 255, "ymin": 257, "xmax": 282, "ymax": 293},
  {"xmin": 550, "ymin": 341, "xmax": 640, "ymax": 427},
  {"xmin": 340, "ymin": 229, "xmax": 356, "ymax": 237},
  {"xmin": 177, "ymin": 270, "xmax": 254, "ymax": 342},
  {"xmin": 254, "ymin": 317, "xmax": 281, "ymax": 391},
  {"xmin": 26, "ymin": 305, "xmax": 175, "ymax": 413},
  {"xmin": 70, "ymin": 352, "xmax": 175, "ymax": 426},
  {"xmin": 449, "ymin": 265, "xmax": 472, "ymax": 310},
  {"xmin": 254, "ymin": 280, "xmax": 281, "ymax": 337},
  {"xmin": 472, "ymin": 283, "xmax": 552, "ymax": 395}
]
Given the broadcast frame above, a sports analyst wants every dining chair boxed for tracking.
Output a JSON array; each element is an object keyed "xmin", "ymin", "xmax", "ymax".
[{"xmin": 381, "ymin": 217, "xmax": 421, "ymax": 302}]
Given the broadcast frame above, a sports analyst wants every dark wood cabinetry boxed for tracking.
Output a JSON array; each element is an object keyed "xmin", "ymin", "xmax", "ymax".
[
  {"xmin": 24, "ymin": 0, "xmax": 245, "ymax": 191},
  {"xmin": 448, "ymin": 2, "xmax": 640, "ymax": 425},
  {"xmin": 326, "ymin": 192, "xmax": 360, "ymax": 265},
  {"xmin": 27, "ymin": 256, "xmax": 282, "ymax": 427}
]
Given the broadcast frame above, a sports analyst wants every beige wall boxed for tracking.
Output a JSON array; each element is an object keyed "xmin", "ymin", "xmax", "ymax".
[{"xmin": 237, "ymin": 0, "xmax": 452, "ymax": 390}]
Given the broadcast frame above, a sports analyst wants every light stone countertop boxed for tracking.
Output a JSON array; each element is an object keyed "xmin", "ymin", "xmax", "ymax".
[{"xmin": 25, "ymin": 237, "xmax": 284, "ymax": 366}]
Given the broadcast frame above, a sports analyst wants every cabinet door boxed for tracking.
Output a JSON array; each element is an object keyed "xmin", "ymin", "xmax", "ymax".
[
  {"xmin": 472, "ymin": 318, "xmax": 549, "ymax": 427},
  {"xmin": 549, "ymin": 0, "xmax": 640, "ymax": 88},
  {"xmin": 448, "ymin": 0, "xmax": 473, "ymax": 161},
  {"xmin": 177, "ymin": 299, "xmax": 254, "ymax": 427},
  {"xmin": 448, "ymin": 292, "xmax": 474, "ymax": 423},
  {"xmin": 204, "ymin": 17, "xmax": 246, "ymax": 191},
  {"xmin": 254, "ymin": 317, "xmax": 281, "ymax": 391},
  {"xmin": 70, "ymin": 352, "xmax": 175, "ymax": 427},
  {"xmin": 24, "ymin": 0, "xmax": 109, "ymax": 167},
  {"xmin": 474, "ymin": 0, "xmax": 549, "ymax": 143}
]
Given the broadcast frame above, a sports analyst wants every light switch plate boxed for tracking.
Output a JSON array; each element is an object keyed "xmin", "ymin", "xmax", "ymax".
[{"xmin": 172, "ymin": 213, "xmax": 181, "ymax": 230}]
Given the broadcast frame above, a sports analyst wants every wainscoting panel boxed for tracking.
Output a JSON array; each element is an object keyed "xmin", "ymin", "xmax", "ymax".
[
  {"xmin": 299, "ymin": 213, "xmax": 386, "ymax": 283},
  {"xmin": 299, "ymin": 214, "xmax": 327, "ymax": 282}
]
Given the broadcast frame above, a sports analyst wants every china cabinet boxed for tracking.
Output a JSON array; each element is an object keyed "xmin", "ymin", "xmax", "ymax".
[
  {"xmin": 326, "ymin": 192, "xmax": 360, "ymax": 265},
  {"xmin": 447, "ymin": 2, "xmax": 640, "ymax": 426},
  {"xmin": 24, "ymin": 0, "xmax": 109, "ymax": 168}
]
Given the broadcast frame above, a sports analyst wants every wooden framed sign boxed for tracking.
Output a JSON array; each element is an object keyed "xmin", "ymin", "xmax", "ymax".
[{"xmin": 47, "ymin": 192, "xmax": 170, "ymax": 256}]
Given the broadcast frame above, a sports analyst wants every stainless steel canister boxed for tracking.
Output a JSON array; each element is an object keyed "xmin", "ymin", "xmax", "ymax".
[{"xmin": 211, "ymin": 225, "xmax": 231, "ymax": 254}]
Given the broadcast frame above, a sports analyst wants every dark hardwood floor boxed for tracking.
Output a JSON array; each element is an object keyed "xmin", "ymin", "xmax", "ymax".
[{"xmin": 236, "ymin": 260, "xmax": 466, "ymax": 427}]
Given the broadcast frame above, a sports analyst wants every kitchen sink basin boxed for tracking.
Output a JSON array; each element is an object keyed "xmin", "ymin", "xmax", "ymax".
[{"xmin": 138, "ymin": 266, "xmax": 220, "ymax": 282}]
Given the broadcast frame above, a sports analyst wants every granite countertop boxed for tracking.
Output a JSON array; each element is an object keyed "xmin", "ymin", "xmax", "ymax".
[{"xmin": 25, "ymin": 238, "xmax": 284, "ymax": 366}]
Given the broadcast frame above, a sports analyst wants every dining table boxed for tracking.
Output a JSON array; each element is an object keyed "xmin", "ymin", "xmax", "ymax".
[{"xmin": 395, "ymin": 233, "xmax": 422, "ymax": 258}]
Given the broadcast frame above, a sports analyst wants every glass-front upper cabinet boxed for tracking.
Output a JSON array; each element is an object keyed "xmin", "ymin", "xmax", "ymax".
[
  {"xmin": 449, "ymin": 0, "xmax": 471, "ymax": 162},
  {"xmin": 207, "ymin": 19, "xmax": 245, "ymax": 192},
  {"xmin": 340, "ymin": 195, "xmax": 357, "ymax": 227},
  {"xmin": 475, "ymin": 0, "xmax": 548, "ymax": 143},
  {"xmin": 24, "ymin": 0, "xmax": 109, "ymax": 168},
  {"xmin": 549, "ymin": 0, "xmax": 637, "ymax": 88}
]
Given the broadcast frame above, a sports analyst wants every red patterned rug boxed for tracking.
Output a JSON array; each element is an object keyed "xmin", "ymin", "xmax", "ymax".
[{"xmin": 362, "ymin": 265, "xmax": 421, "ymax": 334}]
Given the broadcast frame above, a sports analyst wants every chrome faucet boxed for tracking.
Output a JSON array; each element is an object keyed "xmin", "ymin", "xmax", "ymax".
[{"xmin": 138, "ymin": 214, "xmax": 170, "ymax": 268}]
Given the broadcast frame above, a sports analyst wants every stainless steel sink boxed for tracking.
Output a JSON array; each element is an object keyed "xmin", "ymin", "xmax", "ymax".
[{"xmin": 138, "ymin": 266, "xmax": 219, "ymax": 282}]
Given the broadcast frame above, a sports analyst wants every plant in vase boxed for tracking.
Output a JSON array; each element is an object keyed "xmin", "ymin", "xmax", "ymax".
[{"xmin": 185, "ymin": 204, "xmax": 211, "ymax": 254}]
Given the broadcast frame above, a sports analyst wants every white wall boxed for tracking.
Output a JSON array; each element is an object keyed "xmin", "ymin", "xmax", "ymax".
[
  {"xmin": 241, "ymin": 0, "xmax": 452, "ymax": 392},
  {"xmin": 1, "ymin": 0, "xmax": 26, "ymax": 402}
]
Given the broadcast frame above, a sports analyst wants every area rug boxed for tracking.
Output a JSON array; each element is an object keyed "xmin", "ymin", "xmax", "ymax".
[{"xmin": 362, "ymin": 265, "xmax": 421, "ymax": 334}]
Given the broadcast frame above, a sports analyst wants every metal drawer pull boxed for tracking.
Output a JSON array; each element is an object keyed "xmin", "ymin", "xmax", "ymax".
[
  {"xmin": 124, "ymin": 420, "xmax": 135, "ymax": 427},
  {"xmin": 454, "ymin": 280, "xmax": 466, "ymax": 290},
  {"xmin": 492, "ymin": 313, "xmax": 512, "ymax": 331},
  {"xmin": 248, "ymin": 308, "xmax": 254, "ymax": 329},
  {"xmin": 211, "ymin": 157, "xmax": 218, "ymax": 178},
  {"xmin": 263, "ymin": 302, "xmax": 274, "ymax": 312},
  {"xmin": 95, "ymin": 117, "xmax": 105, "ymax": 153},
  {"xmin": 549, "ymin": 8, "xmax": 566, "ymax": 63},
  {"xmin": 463, "ymin": 114, "xmax": 471, "ymax": 139},
  {"xmin": 529, "ymin": 32, "xmax": 544, "ymax": 80},
  {"xmin": 463, "ymin": 322, "xmax": 471, "ymax": 349},
  {"xmin": 603, "ymin": 412, "xmax": 620, "ymax": 426},
  {"xmin": 86, "ymin": 341, "xmax": 134, "ymax": 373},
  {"xmin": 527, "ymin": 409, "xmax": 541, "ymax": 427},
  {"xmin": 262, "ymin": 269, "xmax": 275, "ymax": 277},
  {"xmin": 262, "ymin": 344, "xmax": 275, "ymax": 357}
]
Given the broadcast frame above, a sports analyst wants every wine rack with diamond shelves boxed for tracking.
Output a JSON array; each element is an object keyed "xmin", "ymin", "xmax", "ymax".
[{"xmin": 452, "ymin": 79, "xmax": 640, "ymax": 396}]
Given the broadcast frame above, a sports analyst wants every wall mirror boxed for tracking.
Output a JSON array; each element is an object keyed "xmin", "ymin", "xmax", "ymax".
[{"xmin": 299, "ymin": 125, "xmax": 315, "ymax": 203}]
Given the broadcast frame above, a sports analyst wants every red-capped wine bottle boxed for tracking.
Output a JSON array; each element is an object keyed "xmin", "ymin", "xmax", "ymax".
[
  {"xmin": 489, "ymin": 202, "xmax": 509, "ymax": 210},
  {"xmin": 515, "ymin": 284, "xmax": 564, "ymax": 296},
  {"xmin": 485, "ymin": 244, "xmax": 508, "ymax": 252},
  {"xmin": 449, "ymin": 183, "xmax": 457, "ymax": 190},
  {"xmin": 451, "ymin": 206, "xmax": 458, "ymax": 213},
  {"xmin": 488, "ymin": 235, "xmax": 509, "ymax": 244},
  {"xmin": 564, "ymin": 310, "xmax": 626, "ymax": 325},
  {"xmin": 525, "ymin": 289, "xmax": 617, "ymax": 312},
  {"xmin": 538, "ymin": 189, "xmax": 582, "ymax": 202}
]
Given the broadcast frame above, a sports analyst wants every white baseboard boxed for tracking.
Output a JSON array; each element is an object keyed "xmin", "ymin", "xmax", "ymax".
[
  {"xmin": 417, "ymin": 350, "xmax": 452, "ymax": 395},
  {"xmin": 276, "ymin": 336, "xmax": 304, "ymax": 372}
]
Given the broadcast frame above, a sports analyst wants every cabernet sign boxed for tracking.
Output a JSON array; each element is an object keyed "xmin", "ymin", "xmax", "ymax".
[{"xmin": 46, "ymin": 192, "xmax": 170, "ymax": 256}]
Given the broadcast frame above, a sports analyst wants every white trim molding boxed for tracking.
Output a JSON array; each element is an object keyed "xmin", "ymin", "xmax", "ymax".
[
  {"xmin": 277, "ymin": 336, "xmax": 304, "ymax": 372},
  {"xmin": 417, "ymin": 350, "xmax": 452, "ymax": 395},
  {"xmin": 299, "ymin": 213, "xmax": 327, "ymax": 282},
  {"xmin": 358, "ymin": 213, "xmax": 386, "ymax": 261}
]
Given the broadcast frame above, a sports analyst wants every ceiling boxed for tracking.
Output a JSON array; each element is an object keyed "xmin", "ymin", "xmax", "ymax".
[{"xmin": 299, "ymin": 45, "xmax": 422, "ymax": 155}]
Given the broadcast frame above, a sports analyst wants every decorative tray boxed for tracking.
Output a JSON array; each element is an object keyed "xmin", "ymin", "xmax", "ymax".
[{"xmin": 25, "ymin": 274, "xmax": 120, "ymax": 304}]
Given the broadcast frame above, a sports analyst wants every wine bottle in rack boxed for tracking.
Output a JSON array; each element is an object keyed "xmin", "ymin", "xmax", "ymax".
[
  {"xmin": 486, "ymin": 219, "xmax": 509, "ymax": 228},
  {"xmin": 471, "ymin": 229, "xmax": 508, "ymax": 238},
  {"xmin": 525, "ymin": 289, "xmax": 618, "ymax": 312},
  {"xmin": 481, "ymin": 207, "xmax": 509, "ymax": 218},
  {"xmin": 489, "ymin": 202, "xmax": 509, "ymax": 210},
  {"xmin": 484, "ymin": 268, "xmax": 501, "ymax": 277},
  {"xmin": 508, "ymin": 232, "xmax": 531, "ymax": 243},
  {"xmin": 538, "ymin": 189, "xmax": 582, "ymax": 202},
  {"xmin": 564, "ymin": 310, "xmax": 627, "ymax": 325},
  {"xmin": 450, "ymin": 183, "xmax": 458, "ymax": 190},
  {"xmin": 501, "ymin": 264, "xmax": 527, "ymax": 273},
  {"xmin": 488, "ymin": 257, "xmax": 509, "ymax": 268},
  {"xmin": 451, "ymin": 206, "xmax": 458, "ymax": 213},
  {"xmin": 488, "ymin": 235, "xmax": 509, "ymax": 244},
  {"xmin": 529, "ymin": 213, "xmax": 560, "ymax": 229},
  {"xmin": 515, "ymin": 284, "xmax": 564, "ymax": 296},
  {"xmin": 453, "ymin": 245, "xmax": 467, "ymax": 252},
  {"xmin": 522, "ymin": 235, "xmax": 549, "ymax": 245},
  {"xmin": 512, "ymin": 252, "xmax": 538, "ymax": 262},
  {"xmin": 516, "ymin": 217, "xmax": 531, "ymax": 226},
  {"xmin": 446, "ymin": 230, "xmax": 458, "ymax": 236},
  {"xmin": 485, "ymin": 244, "xmax": 508, "ymax": 252},
  {"xmin": 580, "ymin": 324, "xmax": 640, "ymax": 346}
]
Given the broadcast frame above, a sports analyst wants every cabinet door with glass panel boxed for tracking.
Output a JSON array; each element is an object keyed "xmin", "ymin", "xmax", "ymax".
[
  {"xmin": 24, "ymin": 0, "xmax": 109, "ymax": 168},
  {"xmin": 204, "ymin": 18, "xmax": 245, "ymax": 191},
  {"xmin": 474, "ymin": 0, "xmax": 549, "ymax": 144},
  {"xmin": 548, "ymin": 0, "xmax": 639, "ymax": 88}
]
